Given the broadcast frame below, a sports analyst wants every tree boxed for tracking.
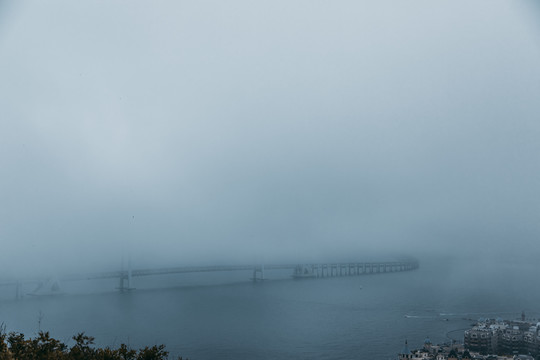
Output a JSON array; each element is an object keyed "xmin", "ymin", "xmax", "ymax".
[
  {"xmin": 0, "ymin": 329, "xmax": 185, "ymax": 360},
  {"xmin": 136, "ymin": 345, "xmax": 168, "ymax": 360}
]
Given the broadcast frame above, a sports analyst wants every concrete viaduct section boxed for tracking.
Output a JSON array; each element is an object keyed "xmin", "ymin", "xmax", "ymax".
[
  {"xmin": 293, "ymin": 261, "xmax": 418, "ymax": 279},
  {"xmin": 0, "ymin": 260, "xmax": 419, "ymax": 298}
]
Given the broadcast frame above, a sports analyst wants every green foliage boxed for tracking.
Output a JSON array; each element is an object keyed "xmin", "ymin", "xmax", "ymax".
[
  {"xmin": 70, "ymin": 333, "xmax": 95, "ymax": 360},
  {"xmin": 32, "ymin": 331, "xmax": 68, "ymax": 359},
  {"xmin": 0, "ymin": 327, "xmax": 184, "ymax": 360},
  {"xmin": 117, "ymin": 344, "xmax": 136, "ymax": 360},
  {"xmin": 136, "ymin": 345, "xmax": 168, "ymax": 360}
]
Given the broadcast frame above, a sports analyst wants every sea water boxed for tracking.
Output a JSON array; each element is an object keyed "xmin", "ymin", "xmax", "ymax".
[{"xmin": 0, "ymin": 258, "xmax": 537, "ymax": 359}]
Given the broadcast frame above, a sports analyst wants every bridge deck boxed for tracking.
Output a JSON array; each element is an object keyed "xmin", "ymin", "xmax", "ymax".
[{"xmin": 0, "ymin": 261, "xmax": 418, "ymax": 286}]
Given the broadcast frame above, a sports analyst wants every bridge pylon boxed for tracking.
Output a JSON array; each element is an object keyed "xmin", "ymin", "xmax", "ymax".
[
  {"xmin": 117, "ymin": 271, "xmax": 135, "ymax": 292},
  {"xmin": 117, "ymin": 257, "xmax": 135, "ymax": 292},
  {"xmin": 251, "ymin": 264, "xmax": 265, "ymax": 282}
]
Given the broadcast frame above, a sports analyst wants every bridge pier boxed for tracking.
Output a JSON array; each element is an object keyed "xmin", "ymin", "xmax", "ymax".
[
  {"xmin": 252, "ymin": 264, "xmax": 265, "ymax": 282},
  {"xmin": 118, "ymin": 274, "xmax": 130, "ymax": 291},
  {"xmin": 118, "ymin": 269, "xmax": 134, "ymax": 292}
]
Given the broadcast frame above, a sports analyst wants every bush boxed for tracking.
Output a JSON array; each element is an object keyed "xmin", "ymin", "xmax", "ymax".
[{"xmin": 0, "ymin": 328, "xmax": 185, "ymax": 360}]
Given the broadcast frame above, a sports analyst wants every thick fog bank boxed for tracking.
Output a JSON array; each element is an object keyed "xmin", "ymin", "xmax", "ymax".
[{"xmin": 1, "ymin": 0, "xmax": 539, "ymax": 281}]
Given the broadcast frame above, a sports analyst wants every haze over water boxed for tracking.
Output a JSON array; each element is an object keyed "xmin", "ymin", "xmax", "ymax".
[{"xmin": 2, "ymin": 259, "xmax": 540, "ymax": 359}]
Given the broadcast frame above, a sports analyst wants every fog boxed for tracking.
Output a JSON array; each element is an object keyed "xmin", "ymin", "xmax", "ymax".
[{"xmin": 1, "ymin": 0, "xmax": 539, "ymax": 280}]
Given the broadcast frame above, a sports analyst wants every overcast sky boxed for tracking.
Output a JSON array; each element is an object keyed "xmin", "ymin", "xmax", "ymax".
[{"xmin": 1, "ymin": 1, "xmax": 539, "ymax": 276}]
